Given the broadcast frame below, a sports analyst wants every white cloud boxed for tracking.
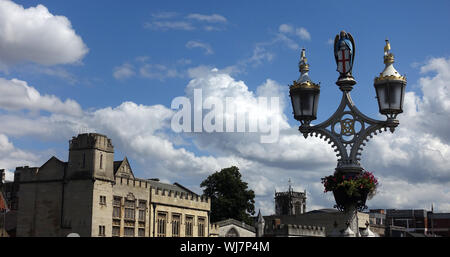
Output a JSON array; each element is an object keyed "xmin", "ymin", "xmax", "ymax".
[
  {"xmin": 186, "ymin": 40, "xmax": 214, "ymax": 55},
  {"xmin": 145, "ymin": 12, "xmax": 227, "ymax": 32},
  {"xmin": 278, "ymin": 24, "xmax": 311, "ymax": 41},
  {"xmin": 139, "ymin": 63, "xmax": 181, "ymax": 80},
  {"xmin": 0, "ymin": 0, "xmax": 88, "ymax": 70},
  {"xmin": 295, "ymin": 27, "xmax": 311, "ymax": 40},
  {"xmin": 0, "ymin": 133, "xmax": 41, "ymax": 181},
  {"xmin": 144, "ymin": 21, "xmax": 195, "ymax": 31},
  {"xmin": 1, "ymin": 57, "xmax": 450, "ymax": 215},
  {"xmin": 278, "ymin": 24, "xmax": 293, "ymax": 34},
  {"xmin": 113, "ymin": 63, "xmax": 136, "ymax": 80},
  {"xmin": 186, "ymin": 13, "xmax": 227, "ymax": 23},
  {"xmin": 0, "ymin": 77, "xmax": 82, "ymax": 116}
]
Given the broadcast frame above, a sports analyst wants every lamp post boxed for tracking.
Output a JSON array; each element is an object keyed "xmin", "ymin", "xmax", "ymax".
[{"xmin": 289, "ymin": 31, "xmax": 406, "ymax": 236}]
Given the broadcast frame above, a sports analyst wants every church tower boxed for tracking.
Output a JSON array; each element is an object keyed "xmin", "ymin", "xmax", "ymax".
[{"xmin": 274, "ymin": 180, "xmax": 307, "ymax": 215}]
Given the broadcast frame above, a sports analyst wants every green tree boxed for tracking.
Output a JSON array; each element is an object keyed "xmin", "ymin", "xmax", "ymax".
[{"xmin": 200, "ymin": 166, "xmax": 255, "ymax": 225}]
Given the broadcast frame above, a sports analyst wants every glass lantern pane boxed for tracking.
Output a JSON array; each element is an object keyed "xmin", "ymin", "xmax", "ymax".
[
  {"xmin": 376, "ymin": 84, "xmax": 389, "ymax": 111},
  {"xmin": 300, "ymin": 92, "xmax": 313, "ymax": 117},
  {"xmin": 389, "ymin": 82, "xmax": 403, "ymax": 110},
  {"xmin": 292, "ymin": 94, "xmax": 301, "ymax": 116},
  {"xmin": 312, "ymin": 94, "xmax": 320, "ymax": 118}
]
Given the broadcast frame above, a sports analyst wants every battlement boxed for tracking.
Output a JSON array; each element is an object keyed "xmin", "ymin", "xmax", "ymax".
[
  {"xmin": 14, "ymin": 166, "xmax": 40, "ymax": 182},
  {"xmin": 209, "ymin": 223, "xmax": 219, "ymax": 237},
  {"xmin": 265, "ymin": 222, "xmax": 326, "ymax": 237},
  {"xmin": 153, "ymin": 187, "xmax": 209, "ymax": 203},
  {"xmin": 151, "ymin": 187, "xmax": 210, "ymax": 211},
  {"xmin": 275, "ymin": 191, "xmax": 306, "ymax": 198},
  {"xmin": 69, "ymin": 133, "xmax": 114, "ymax": 153},
  {"xmin": 114, "ymin": 176, "xmax": 210, "ymax": 206}
]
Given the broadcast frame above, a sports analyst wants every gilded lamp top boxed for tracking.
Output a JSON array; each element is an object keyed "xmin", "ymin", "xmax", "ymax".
[
  {"xmin": 291, "ymin": 48, "xmax": 320, "ymax": 90},
  {"xmin": 374, "ymin": 40, "xmax": 406, "ymax": 83}
]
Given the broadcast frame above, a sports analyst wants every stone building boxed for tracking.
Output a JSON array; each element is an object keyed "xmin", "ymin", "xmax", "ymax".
[
  {"xmin": 274, "ymin": 183, "xmax": 306, "ymax": 216},
  {"xmin": 10, "ymin": 133, "xmax": 216, "ymax": 237},
  {"xmin": 214, "ymin": 218, "xmax": 256, "ymax": 237}
]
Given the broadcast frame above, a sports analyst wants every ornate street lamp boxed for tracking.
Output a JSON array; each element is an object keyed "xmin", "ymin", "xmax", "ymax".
[
  {"xmin": 289, "ymin": 31, "xmax": 406, "ymax": 236},
  {"xmin": 289, "ymin": 48, "xmax": 320, "ymax": 125},
  {"xmin": 374, "ymin": 40, "xmax": 407, "ymax": 120}
]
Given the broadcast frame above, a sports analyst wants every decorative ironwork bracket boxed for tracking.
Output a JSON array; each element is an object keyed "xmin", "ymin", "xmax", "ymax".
[{"xmin": 299, "ymin": 90, "xmax": 399, "ymax": 172}]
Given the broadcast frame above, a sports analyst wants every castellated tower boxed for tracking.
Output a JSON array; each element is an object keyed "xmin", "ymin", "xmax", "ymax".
[
  {"xmin": 62, "ymin": 133, "xmax": 115, "ymax": 236},
  {"xmin": 275, "ymin": 184, "xmax": 307, "ymax": 216},
  {"xmin": 67, "ymin": 133, "xmax": 115, "ymax": 181}
]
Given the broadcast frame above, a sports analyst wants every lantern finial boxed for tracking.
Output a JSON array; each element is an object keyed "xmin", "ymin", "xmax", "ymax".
[
  {"xmin": 299, "ymin": 48, "xmax": 309, "ymax": 73},
  {"xmin": 375, "ymin": 40, "xmax": 406, "ymax": 82},
  {"xmin": 294, "ymin": 48, "xmax": 318, "ymax": 88}
]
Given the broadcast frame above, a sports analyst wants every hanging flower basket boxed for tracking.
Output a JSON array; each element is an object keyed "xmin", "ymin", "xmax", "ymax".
[
  {"xmin": 333, "ymin": 186, "xmax": 369, "ymax": 211},
  {"xmin": 321, "ymin": 170, "xmax": 378, "ymax": 211}
]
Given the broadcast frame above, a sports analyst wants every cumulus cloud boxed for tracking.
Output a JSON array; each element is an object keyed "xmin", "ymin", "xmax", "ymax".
[
  {"xmin": 0, "ymin": 77, "xmax": 82, "ymax": 115},
  {"xmin": 186, "ymin": 40, "xmax": 214, "ymax": 55},
  {"xmin": 2, "ymin": 57, "xmax": 450, "ymax": 214},
  {"xmin": 0, "ymin": 0, "xmax": 88, "ymax": 70}
]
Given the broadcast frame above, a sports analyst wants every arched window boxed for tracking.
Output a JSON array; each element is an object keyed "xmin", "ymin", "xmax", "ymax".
[
  {"xmin": 225, "ymin": 227, "xmax": 240, "ymax": 237},
  {"xmin": 100, "ymin": 154, "xmax": 103, "ymax": 169}
]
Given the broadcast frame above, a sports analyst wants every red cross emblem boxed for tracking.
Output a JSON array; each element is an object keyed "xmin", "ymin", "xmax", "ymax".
[{"xmin": 337, "ymin": 48, "xmax": 351, "ymax": 74}]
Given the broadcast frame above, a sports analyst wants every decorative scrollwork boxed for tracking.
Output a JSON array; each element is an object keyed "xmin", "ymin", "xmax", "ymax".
[{"xmin": 300, "ymin": 91, "xmax": 397, "ymax": 170}]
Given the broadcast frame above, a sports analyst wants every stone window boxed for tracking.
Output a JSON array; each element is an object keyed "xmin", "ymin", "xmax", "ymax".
[
  {"xmin": 172, "ymin": 214, "xmax": 181, "ymax": 237},
  {"xmin": 99, "ymin": 195, "xmax": 106, "ymax": 205},
  {"xmin": 198, "ymin": 217, "xmax": 205, "ymax": 237},
  {"xmin": 113, "ymin": 206, "xmax": 121, "ymax": 218},
  {"xmin": 124, "ymin": 200, "xmax": 135, "ymax": 220},
  {"xmin": 100, "ymin": 154, "xmax": 103, "ymax": 169},
  {"xmin": 112, "ymin": 226, "xmax": 120, "ymax": 237},
  {"xmin": 138, "ymin": 200, "xmax": 146, "ymax": 209},
  {"xmin": 124, "ymin": 227, "xmax": 134, "ymax": 237},
  {"xmin": 139, "ymin": 210, "xmax": 146, "ymax": 222},
  {"xmin": 125, "ymin": 209, "xmax": 135, "ymax": 220},
  {"xmin": 98, "ymin": 225, "xmax": 105, "ymax": 237},
  {"xmin": 157, "ymin": 212, "xmax": 167, "ymax": 237},
  {"xmin": 138, "ymin": 200, "xmax": 146, "ymax": 222},
  {"xmin": 138, "ymin": 228, "xmax": 145, "ymax": 237},
  {"xmin": 113, "ymin": 196, "xmax": 122, "ymax": 206},
  {"xmin": 185, "ymin": 216, "xmax": 194, "ymax": 237}
]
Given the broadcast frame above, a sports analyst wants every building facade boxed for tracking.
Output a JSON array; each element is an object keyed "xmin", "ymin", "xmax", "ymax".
[
  {"xmin": 385, "ymin": 209, "xmax": 428, "ymax": 234},
  {"xmin": 11, "ymin": 133, "xmax": 214, "ymax": 237}
]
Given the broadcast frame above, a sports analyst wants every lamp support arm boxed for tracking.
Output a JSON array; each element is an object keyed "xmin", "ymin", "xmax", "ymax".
[{"xmin": 299, "ymin": 90, "xmax": 398, "ymax": 172}]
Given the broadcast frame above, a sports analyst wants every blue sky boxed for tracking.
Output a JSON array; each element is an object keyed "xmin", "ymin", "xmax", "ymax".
[{"xmin": 1, "ymin": 0, "xmax": 450, "ymax": 215}]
